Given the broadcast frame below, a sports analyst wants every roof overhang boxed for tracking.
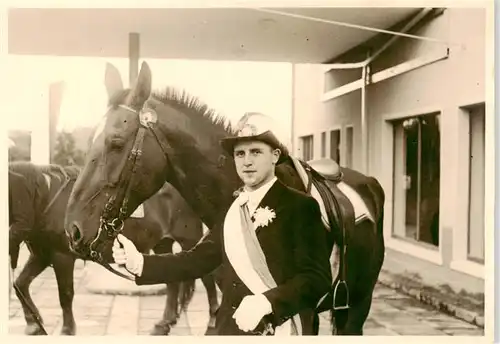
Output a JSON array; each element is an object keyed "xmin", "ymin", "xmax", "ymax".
[{"xmin": 8, "ymin": 7, "xmax": 420, "ymax": 63}]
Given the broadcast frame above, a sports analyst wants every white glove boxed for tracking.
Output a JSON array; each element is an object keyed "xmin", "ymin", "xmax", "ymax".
[
  {"xmin": 233, "ymin": 294, "xmax": 272, "ymax": 332},
  {"xmin": 112, "ymin": 234, "xmax": 144, "ymax": 276}
]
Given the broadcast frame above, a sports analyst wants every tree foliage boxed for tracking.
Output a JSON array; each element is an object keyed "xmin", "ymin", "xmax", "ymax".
[
  {"xmin": 8, "ymin": 131, "xmax": 31, "ymax": 162},
  {"xmin": 52, "ymin": 131, "xmax": 85, "ymax": 166}
]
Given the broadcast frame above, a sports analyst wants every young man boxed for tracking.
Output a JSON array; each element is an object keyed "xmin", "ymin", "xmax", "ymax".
[{"xmin": 113, "ymin": 112, "xmax": 332, "ymax": 335}]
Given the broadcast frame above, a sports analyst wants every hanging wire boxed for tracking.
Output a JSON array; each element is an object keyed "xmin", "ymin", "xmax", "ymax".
[{"xmin": 249, "ymin": 8, "xmax": 464, "ymax": 48}]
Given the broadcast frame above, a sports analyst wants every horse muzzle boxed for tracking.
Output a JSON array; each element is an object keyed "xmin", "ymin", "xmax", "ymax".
[
  {"xmin": 67, "ymin": 221, "xmax": 83, "ymax": 247},
  {"xmin": 66, "ymin": 221, "xmax": 93, "ymax": 259}
]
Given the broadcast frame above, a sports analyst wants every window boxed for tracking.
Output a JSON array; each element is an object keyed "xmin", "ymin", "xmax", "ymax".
[
  {"xmin": 345, "ymin": 126, "xmax": 353, "ymax": 168},
  {"xmin": 321, "ymin": 132, "xmax": 326, "ymax": 158},
  {"xmin": 467, "ymin": 104, "xmax": 485, "ymax": 263},
  {"xmin": 392, "ymin": 113, "xmax": 441, "ymax": 247},
  {"xmin": 330, "ymin": 129, "xmax": 341, "ymax": 163},
  {"xmin": 301, "ymin": 135, "xmax": 314, "ymax": 161}
]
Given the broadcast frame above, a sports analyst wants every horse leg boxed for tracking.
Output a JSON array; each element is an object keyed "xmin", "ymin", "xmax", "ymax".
[
  {"xmin": 335, "ymin": 218, "xmax": 385, "ymax": 336},
  {"xmin": 176, "ymin": 240, "xmax": 198, "ymax": 314},
  {"xmin": 201, "ymin": 273, "xmax": 218, "ymax": 334},
  {"xmin": 339, "ymin": 253, "xmax": 383, "ymax": 335},
  {"xmin": 51, "ymin": 252, "xmax": 76, "ymax": 335},
  {"xmin": 14, "ymin": 254, "xmax": 49, "ymax": 335},
  {"xmin": 150, "ymin": 284, "xmax": 180, "ymax": 336},
  {"xmin": 150, "ymin": 237, "xmax": 176, "ymax": 336},
  {"xmin": 339, "ymin": 292, "xmax": 374, "ymax": 335},
  {"xmin": 158, "ymin": 240, "xmax": 197, "ymax": 332}
]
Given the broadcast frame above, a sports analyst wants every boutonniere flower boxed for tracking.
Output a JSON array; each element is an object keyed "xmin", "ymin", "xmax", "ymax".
[{"xmin": 252, "ymin": 206, "xmax": 276, "ymax": 228}]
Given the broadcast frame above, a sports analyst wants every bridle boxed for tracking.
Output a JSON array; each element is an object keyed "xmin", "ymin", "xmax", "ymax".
[{"xmin": 88, "ymin": 101, "xmax": 171, "ymax": 281}]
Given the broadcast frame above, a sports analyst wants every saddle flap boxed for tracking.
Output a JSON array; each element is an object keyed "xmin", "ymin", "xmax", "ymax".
[
  {"xmin": 289, "ymin": 156, "xmax": 331, "ymax": 230},
  {"xmin": 312, "ymin": 176, "xmax": 355, "ymax": 237}
]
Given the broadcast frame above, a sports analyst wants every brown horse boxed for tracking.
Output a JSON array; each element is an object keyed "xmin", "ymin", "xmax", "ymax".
[
  {"xmin": 8, "ymin": 161, "xmax": 219, "ymax": 335},
  {"xmin": 64, "ymin": 62, "xmax": 386, "ymax": 335}
]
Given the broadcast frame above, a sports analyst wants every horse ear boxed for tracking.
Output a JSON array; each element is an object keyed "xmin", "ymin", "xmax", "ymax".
[
  {"xmin": 104, "ymin": 63, "xmax": 124, "ymax": 99},
  {"xmin": 126, "ymin": 61, "xmax": 152, "ymax": 109}
]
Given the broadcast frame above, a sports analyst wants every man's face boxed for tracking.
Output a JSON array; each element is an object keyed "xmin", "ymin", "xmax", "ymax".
[{"xmin": 233, "ymin": 141, "xmax": 280, "ymax": 191}]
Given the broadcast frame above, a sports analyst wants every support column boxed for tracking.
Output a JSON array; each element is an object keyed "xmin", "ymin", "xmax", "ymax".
[
  {"xmin": 129, "ymin": 32, "xmax": 140, "ymax": 85},
  {"xmin": 360, "ymin": 66, "xmax": 368, "ymax": 174},
  {"xmin": 360, "ymin": 52, "xmax": 371, "ymax": 174},
  {"xmin": 48, "ymin": 81, "xmax": 65, "ymax": 163},
  {"xmin": 30, "ymin": 91, "xmax": 50, "ymax": 165},
  {"xmin": 83, "ymin": 32, "xmax": 166, "ymax": 296},
  {"xmin": 290, "ymin": 63, "xmax": 296, "ymax": 155}
]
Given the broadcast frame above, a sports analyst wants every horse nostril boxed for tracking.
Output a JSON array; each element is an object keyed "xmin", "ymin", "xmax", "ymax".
[{"xmin": 68, "ymin": 221, "xmax": 83, "ymax": 245}]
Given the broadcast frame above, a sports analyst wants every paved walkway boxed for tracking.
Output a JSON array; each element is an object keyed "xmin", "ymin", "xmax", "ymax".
[{"xmin": 9, "ymin": 247, "xmax": 484, "ymax": 336}]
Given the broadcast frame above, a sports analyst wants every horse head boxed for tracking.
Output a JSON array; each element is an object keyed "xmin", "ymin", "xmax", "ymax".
[{"xmin": 64, "ymin": 61, "xmax": 238, "ymax": 264}]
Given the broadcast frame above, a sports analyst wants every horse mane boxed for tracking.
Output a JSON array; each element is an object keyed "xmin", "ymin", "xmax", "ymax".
[
  {"xmin": 10, "ymin": 162, "xmax": 81, "ymax": 184},
  {"xmin": 63, "ymin": 165, "xmax": 82, "ymax": 179},
  {"xmin": 108, "ymin": 87, "xmax": 235, "ymax": 135},
  {"xmin": 38, "ymin": 164, "xmax": 82, "ymax": 180},
  {"xmin": 8, "ymin": 161, "xmax": 44, "ymax": 186}
]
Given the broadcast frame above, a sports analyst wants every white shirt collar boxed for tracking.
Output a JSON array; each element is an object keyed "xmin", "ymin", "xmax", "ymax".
[{"xmin": 239, "ymin": 177, "xmax": 277, "ymax": 214}]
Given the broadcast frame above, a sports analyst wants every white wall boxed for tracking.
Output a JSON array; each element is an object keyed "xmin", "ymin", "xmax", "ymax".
[{"xmin": 291, "ymin": 8, "xmax": 487, "ymax": 282}]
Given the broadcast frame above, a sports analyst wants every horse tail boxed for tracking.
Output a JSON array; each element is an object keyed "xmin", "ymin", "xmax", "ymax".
[{"xmin": 178, "ymin": 279, "xmax": 196, "ymax": 313}]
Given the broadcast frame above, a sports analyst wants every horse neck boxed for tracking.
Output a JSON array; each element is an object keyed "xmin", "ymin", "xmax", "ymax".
[
  {"xmin": 156, "ymin": 110, "xmax": 242, "ymax": 228},
  {"xmin": 275, "ymin": 159, "xmax": 307, "ymax": 193}
]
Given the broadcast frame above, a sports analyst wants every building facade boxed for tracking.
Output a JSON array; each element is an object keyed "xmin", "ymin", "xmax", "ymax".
[{"xmin": 292, "ymin": 8, "xmax": 487, "ymax": 293}]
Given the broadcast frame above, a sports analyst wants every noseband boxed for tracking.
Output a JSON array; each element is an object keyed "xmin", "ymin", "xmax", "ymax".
[{"xmin": 88, "ymin": 103, "xmax": 170, "ymax": 281}]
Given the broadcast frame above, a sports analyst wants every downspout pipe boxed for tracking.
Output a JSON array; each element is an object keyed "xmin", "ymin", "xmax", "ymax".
[
  {"xmin": 361, "ymin": 55, "xmax": 370, "ymax": 174},
  {"xmin": 326, "ymin": 8, "xmax": 434, "ymax": 174},
  {"xmin": 324, "ymin": 8, "xmax": 434, "ymax": 71}
]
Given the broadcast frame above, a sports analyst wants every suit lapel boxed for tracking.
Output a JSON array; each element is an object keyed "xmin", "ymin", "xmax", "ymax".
[{"xmin": 253, "ymin": 180, "xmax": 287, "ymax": 235}]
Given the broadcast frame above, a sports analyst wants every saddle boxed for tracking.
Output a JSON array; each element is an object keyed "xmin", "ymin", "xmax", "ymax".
[
  {"xmin": 290, "ymin": 157, "xmax": 354, "ymax": 234},
  {"xmin": 308, "ymin": 158, "xmax": 343, "ymax": 182},
  {"xmin": 289, "ymin": 157, "xmax": 354, "ymax": 326}
]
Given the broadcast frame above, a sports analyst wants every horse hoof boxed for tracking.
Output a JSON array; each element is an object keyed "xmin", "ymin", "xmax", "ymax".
[
  {"xmin": 204, "ymin": 327, "xmax": 217, "ymax": 336},
  {"xmin": 207, "ymin": 317, "xmax": 216, "ymax": 329},
  {"xmin": 60, "ymin": 326, "xmax": 76, "ymax": 335},
  {"xmin": 25, "ymin": 324, "xmax": 45, "ymax": 336},
  {"xmin": 150, "ymin": 323, "xmax": 171, "ymax": 336}
]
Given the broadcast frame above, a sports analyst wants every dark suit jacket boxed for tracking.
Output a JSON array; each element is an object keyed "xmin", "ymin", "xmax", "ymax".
[{"xmin": 136, "ymin": 179, "xmax": 332, "ymax": 335}]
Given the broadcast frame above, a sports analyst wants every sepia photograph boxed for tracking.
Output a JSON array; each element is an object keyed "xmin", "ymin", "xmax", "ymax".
[{"xmin": 2, "ymin": 1, "xmax": 495, "ymax": 340}]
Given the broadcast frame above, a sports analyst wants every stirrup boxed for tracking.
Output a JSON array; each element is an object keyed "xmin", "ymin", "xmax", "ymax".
[{"xmin": 333, "ymin": 280, "xmax": 350, "ymax": 310}]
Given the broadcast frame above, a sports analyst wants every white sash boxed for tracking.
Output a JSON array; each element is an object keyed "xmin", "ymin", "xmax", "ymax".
[{"xmin": 223, "ymin": 198, "xmax": 301, "ymax": 336}]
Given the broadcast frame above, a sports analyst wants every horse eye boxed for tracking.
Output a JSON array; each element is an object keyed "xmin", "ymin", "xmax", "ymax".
[{"xmin": 106, "ymin": 137, "xmax": 125, "ymax": 150}]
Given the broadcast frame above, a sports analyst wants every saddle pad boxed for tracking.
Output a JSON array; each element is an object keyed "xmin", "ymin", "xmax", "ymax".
[
  {"xmin": 130, "ymin": 204, "xmax": 145, "ymax": 218},
  {"xmin": 337, "ymin": 182, "xmax": 373, "ymax": 224}
]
